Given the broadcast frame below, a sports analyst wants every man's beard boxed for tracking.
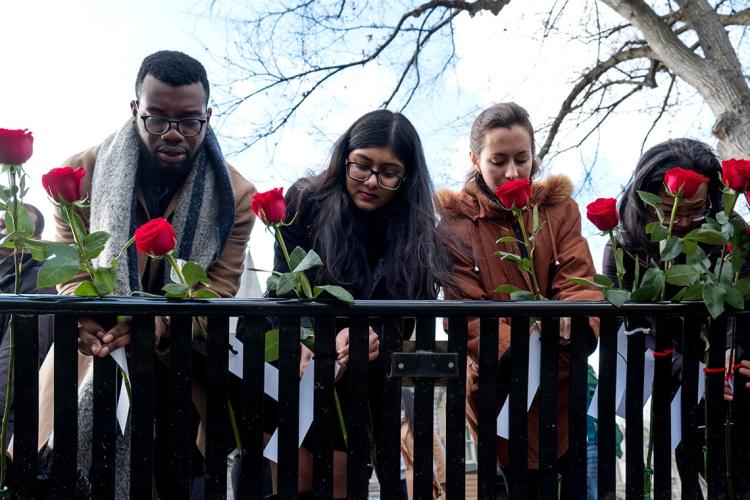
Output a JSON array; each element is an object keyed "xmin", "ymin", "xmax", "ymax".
[{"xmin": 134, "ymin": 130, "xmax": 196, "ymax": 179}]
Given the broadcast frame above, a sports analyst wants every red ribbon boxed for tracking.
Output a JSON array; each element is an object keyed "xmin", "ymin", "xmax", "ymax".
[
  {"xmin": 652, "ymin": 348, "xmax": 675, "ymax": 358},
  {"xmin": 703, "ymin": 367, "xmax": 725, "ymax": 374}
]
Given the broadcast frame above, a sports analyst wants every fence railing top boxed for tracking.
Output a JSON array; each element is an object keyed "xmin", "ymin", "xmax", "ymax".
[{"xmin": 0, "ymin": 293, "xmax": 741, "ymax": 317}]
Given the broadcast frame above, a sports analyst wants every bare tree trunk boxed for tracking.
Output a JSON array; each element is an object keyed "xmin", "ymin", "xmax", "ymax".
[{"xmin": 601, "ymin": 0, "xmax": 750, "ymax": 158}]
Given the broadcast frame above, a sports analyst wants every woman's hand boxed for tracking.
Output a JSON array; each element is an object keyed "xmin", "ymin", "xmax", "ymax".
[{"xmin": 335, "ymin": 326, "xmax": 380, "ymax": 368}]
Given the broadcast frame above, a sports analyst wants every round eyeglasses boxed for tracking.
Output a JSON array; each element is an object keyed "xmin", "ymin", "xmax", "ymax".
[
  {"xmin": 346, "ymin": 161, "xmax": 406, "ymax": 191},
  {"xmin": 139, "ymin": 115, "xmax": 208, "ymax": 137}
]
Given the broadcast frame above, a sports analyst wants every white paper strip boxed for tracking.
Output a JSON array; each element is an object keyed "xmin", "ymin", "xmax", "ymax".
[
  {"xmin": 263, "ymin": 361, "xmax": 341, "ymax": 462},
  {"xmin": 110, "ymin": 347, "xmax": 130, "ymax": 435},
  {"xmin": 497, "ymin": 328, "xmax": 541, "ymax": 438},
  {"xmin": 670, "ymin": 387, "xmax": 681, "ymax": 451},
  {"xmin": 227, "ymin": 334, "xmax": 280, "ymax": 400}
]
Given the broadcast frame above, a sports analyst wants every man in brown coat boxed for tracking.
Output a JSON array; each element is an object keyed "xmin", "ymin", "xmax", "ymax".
[{"xmin": 34, "ymin": 50, "xmax": 256, "ymax": 496}]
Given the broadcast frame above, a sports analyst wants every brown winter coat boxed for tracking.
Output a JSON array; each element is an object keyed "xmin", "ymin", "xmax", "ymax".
[{"xmin": 437, "ymin": 174, "xmax": 601, "ymax": 469}]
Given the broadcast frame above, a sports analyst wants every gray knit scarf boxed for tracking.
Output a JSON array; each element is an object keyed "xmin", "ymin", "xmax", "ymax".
[{"xmin": 74, "ymin": 121, "xmax": 236, "ymax": 497}]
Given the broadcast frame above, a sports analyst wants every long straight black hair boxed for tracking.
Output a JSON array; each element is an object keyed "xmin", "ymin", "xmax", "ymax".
[
  {"xmin": 291, "ymin": 109, "xmax": 451, "ymax": 299},
  {"xmin": 619, "ymin": 138, "xmax": 723, "ymax": 263}
]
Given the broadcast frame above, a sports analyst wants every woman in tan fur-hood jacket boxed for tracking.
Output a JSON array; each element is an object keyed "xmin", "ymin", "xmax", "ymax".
[{"xmin": 437, "ymin": 102, "xmax": 601, "ymax": 495}]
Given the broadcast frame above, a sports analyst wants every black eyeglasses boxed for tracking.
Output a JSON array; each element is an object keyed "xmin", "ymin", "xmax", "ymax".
[
  {"xmin": 139, "ymin": 115, "xmax": 208, "ymax": 137},
  {"xmin": 346, "ymin": 161, "xmax": 406, "ymax": 191}
]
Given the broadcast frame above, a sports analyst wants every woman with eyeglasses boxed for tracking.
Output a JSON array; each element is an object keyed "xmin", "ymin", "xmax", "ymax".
[
  {"xmin": 602, "ymin": 138, "xmax": 723, "ymax": 287},
  {"xmin": 437, "ymin": 102, "xmax": 601, "ymax": 498},
  {"xmin": 268, "ymin": 109, "xmax": 451, "ymax": 499},
  {"xmin": 603, "ymin": 137, "xmax": 750, "ymax": 499}
]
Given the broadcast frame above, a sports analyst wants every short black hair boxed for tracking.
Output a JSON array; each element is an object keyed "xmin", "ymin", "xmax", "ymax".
[
  {"xmin": 135, "ymin": 51, "xmax": 210, "ymax": 104},
  {"xmin": 23, "ymin": 203, "xmax": 44, "ymax": 237}
]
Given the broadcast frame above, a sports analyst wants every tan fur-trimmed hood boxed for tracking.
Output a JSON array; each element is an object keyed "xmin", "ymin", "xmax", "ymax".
[{"xmin": 437, "ymin": 174, "xmax": 575, "ymax": 220}]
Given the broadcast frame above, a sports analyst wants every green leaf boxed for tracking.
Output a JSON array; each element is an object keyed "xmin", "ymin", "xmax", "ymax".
[
  {"xmin": 721, "ymin": 221, "xmax": 735, "ymax": 241},
  {"xmin": 276, "ymin": 272, "xmax": 298, "ymax": 296},
  {"xmin": 725, "ymin": 284, "xmax": 744, "ymax": 310},
  {"xmin": 36, "ymin": 244, "xmax": 81, "ymax": 288},
  {"xmin": 299, "ymin": 272, "xmax": 313, "ymax": 299},
  {"xmin": 92, "ymin": 267, "xmax": 116, "ymax": 296},
  {"xmin": 665, "ymin": 264, "xmax": 700, "ymax": 286},
  {"xmin": 604, "ymin": 289, "xmax": 630, "ymax": 308},
  {"xmin": 614, "ymin": 247, "xmax": 625, "ymax": 277},
  {"xmin": 671, "ymin": 283, "xmax": 703, "ymax": 301},
  {"xmin": 686, "ymin": 245, "xmax": 710, "ymax": 272},
  {"xmin": 266, "ymin": 273, "xmax": 280, "ymax": 291},
  {"xmin": 293, "ymin": 249, "xmax": 323, "ymax": 273},
  {"xmin": 736, "ymin": 277, "xmax": 750, "ymax": 298},
  {"xmin": 496, "ymin": 251, "xmax": 523, "ymax": 264},
  {"xmin": 182, "ymin": 260, "xmax": 211, "ymax": 288},
  {"xmin": 4, "ymin": 203, "xmax": 34, "ymax": 236},
  {"xmin": 289, "ymin": 246, "xmax": 306, "ymax": 271},
  {"xmin": 301, "ymin": 335, "xmax": 315, "ymax": 352},
  {"xmin": 630, "ymin": 267, "xmax": 665, "ymax": 301},
  {"xmin": 313, "ymin": 285, "xmax": 354, "ymax": 305},
  {"xmin": 162, "ymin": 282, "xmax": 190, "ymax": 298},
  {"xmin": 638, "ymin": 190, "xmax": 663, "ymax": 209},
  {"xmin": 702, "ymin": 283, "xmax": 726, "ymax": 319},
  {"xmin": 716, "ymin": 211, "xmax": 730, "ymax": 225},
  {"xmin": 593, "ymin": 274, "xmax": 613, "ymax": 288},
  {"xmin": 264, "ymin": 329, "xmax": 279, "ymax": 362},
  {"xmin": 723, "ymin": 190, "xmax": 737, "ymax": 219},
  {"xmin": 683, "ymin": 228, "xmax": 729, "ymax": 246},
  {"xmin": 645, "ymin": 222, "xmax": 668, "ymax": 243},
  {"xmin": 23, "ymin": 238, "xmax": 52, "ymax": 261},
  {"xmin": 73, "ymin": 280, "xmax": 100, "ymax": 297},
  {"xmin": 568, "ymin": 277, "xmax": 604, "ymax": 290},
  {"xmin": 510, "ymin": 290, "xmax": 535, "ymax": 301},
  {"xmin": 517, "ymin": 257, "xmax": 532, "ymax": 274},
  {"xmin": 493, "ymin": 283, "xmax": 523, "ymax": 294},
  {"xmin": 193, "ymin": 289, "xmax": 220, "ymax": 299},
  {"xmin": 496, "ymin": 236, "xmax": 520, "ymax": 244},
  {"xmin": 660, "ymin": 236, "xmax": 683, "ymax": 261},
  {"xmin": 82, "ymin": 231, "xmax": 110, "ymax": 260}
]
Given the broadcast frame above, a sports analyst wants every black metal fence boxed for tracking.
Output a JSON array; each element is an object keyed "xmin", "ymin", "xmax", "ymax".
[{"xmin": 0, "ymin": 295, "xmax": 746, "ymax": 499}]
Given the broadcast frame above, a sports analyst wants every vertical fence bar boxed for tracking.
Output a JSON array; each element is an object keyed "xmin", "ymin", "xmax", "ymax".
[
  {"xmin": 597, "ymin": 316, "xmax": 617, "ymax": 500},
  {"xmin": 680, "ymin": 315, "xmax": 703, "ymax": 499},
  {"xmin": 91, "ymin": 353, "xmax": 117, "ymax": 499},
  {"xmin": 539, "ymin": 317, "xmax": 560, "ymax": 498},
  {"xmin": 446, "ymin": 316, "xmax": 467, "ymax": 500},
  {"xmin": 206, "ymin": 315, "xmax": 229, "ymax": 500},
  {"xmin": 568, "ymin": 317, "xmax": 589, "ymax": 500},
  {"xmin": 12, "ymin": 314, "xmax": 38, "ymax": 497},
  {"xmin": 277, "ymin": 315, "xmax": 300, "ymax": 499},
  {"xmin": 239, "ymin": 316, "xmax": 266, "ymax": 498},
  {"xmin": 166, "ymin": 315, "xmax": 193, "ymax": 499},
  {"xmin": 652, "ymin": 317, "xmax": 674, "ymax": 500},
  {"xmin": 130, "ymin": 315, "xmax": 155, "ymax": 500},
  {"xmin": 508, "ymin": 315, "xmax": 529, "ymax": 499},
  {"xmin": 625, "ymin": 324, "xmax": 645, "ymax": 500},
  {"xmin": 376, "ymin": 316, "xmax": 404, "ymax": 500},
  {"xmin": 706, "ymin": 316, "xmax": 727, "ymax": 499},
  {"xmin": 53, "ymin": 314, "xmax": 79, "ymax": 498},
  {"xmin": 413, "ymin": 316, "xmax": 436, "ymax": 500},
  {"xmin": 346, "ymin": 316, "xmax": 370, "ymax": 499},
  {"xmin": 312, "ymin": 315, "xmax": 336, "ymax": 499},
  {"xmin": 477, "ymin": 316, "xmax": 498, "ymax": 500}
]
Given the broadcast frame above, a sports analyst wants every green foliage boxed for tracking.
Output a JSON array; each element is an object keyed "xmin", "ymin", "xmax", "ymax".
[
  {"xmin": 665, "ymin": 264, "xmax": 700, "ymax": 287},
  {"xmin": 182, "ymin": 260, "xmax": 212, "ymax": 288},
  {"xmin": 264, "ymin": 329, "xmax": 279, "ymax": 362},
  {"xmin": 630, "ymin": 267, "xmax": 665, "ymax": 301},
  {"xmin": 313, "ymin": 285, "xmax": 355, "ymax": 305},
  {"xmin": 36, "ymin": 243, "xmax": 81, "ymax": 288},
  {"xmin": 163, "ymin": 282, "xmax": 190, "ymax": 298},
  {"xmin": 604, "ymin": 289, "xmax": 630, "ymax": 308},
  {"xmin": 81, "ymin": 231, "xmax": 109, "ymax": 260}
]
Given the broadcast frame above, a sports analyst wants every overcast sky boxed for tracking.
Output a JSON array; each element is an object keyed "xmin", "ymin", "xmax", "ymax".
[{"xmin": 1, "ymin": 0, "xmax": 734, "ymax": 285}]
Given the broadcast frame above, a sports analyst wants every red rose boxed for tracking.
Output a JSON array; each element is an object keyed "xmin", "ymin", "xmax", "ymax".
[
  {"xmin": 722, "ymin": 158, "xmax": 750, "ymax": 193},
  {"xmin": 0, "ymin": 129, "xmax": 33, "ymax": 165},
  {"xmin": 42, "ymin": 167, "xmax": 86, "ymax": 203},
  {"xmin": 586, "ymin": 197, "xmax": 619, "ymax": 232},
  {"xmin": 663, "ymin": 167, "xmax": 709, "ymax": 199},
  {"xmin": 251, "ymin": 188, "xmax": 286, "ymax": 225},
  {"xmin": 134, "ymin": 218, "xmax": 177, "ymax": 256},
  {"xmin": 495, "ymin": 179, "xmax": 532, "ymax": 209}
]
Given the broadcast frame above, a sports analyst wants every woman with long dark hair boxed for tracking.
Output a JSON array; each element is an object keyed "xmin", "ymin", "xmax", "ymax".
[
  {"xmin": 273, "ymin": 109, "xmax": 452, "ymax": 498},
  {"xmin": 602, "ymin": 138, "xmax": 750, "ymax": 499}
]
